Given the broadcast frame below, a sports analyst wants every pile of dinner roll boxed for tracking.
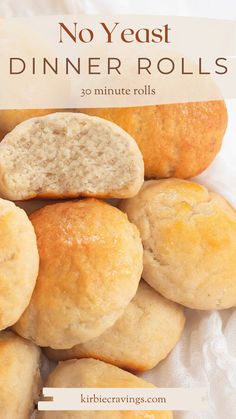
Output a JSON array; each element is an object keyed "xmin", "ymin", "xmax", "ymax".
[{"xmin": 0, "ymin": 101, "xmax": 234, "ymax": 419}]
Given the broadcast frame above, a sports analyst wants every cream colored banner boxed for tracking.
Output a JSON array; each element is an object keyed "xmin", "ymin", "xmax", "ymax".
[
  {"xmin": 38, "ymin": 387, "xmax": 208, "ymax": 411},
  {"xmin": 0, "ymin": 15, "xmax": 236, "ymax": 108}
]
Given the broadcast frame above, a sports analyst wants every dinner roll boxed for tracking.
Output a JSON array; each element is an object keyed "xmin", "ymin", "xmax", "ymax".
[
  {"xmin": 120, "ymin": 179, "xmax": 236, "ymax": 310},
  {"xmin": 82, "ymin": 101, "xmax": 227, "ymax": 178},
  {"xmin": 13, "ymin": 199, "xmax": 143, "ymax": 349},
  {"xmin": 0, "ymin": 198, "xmax": 38, "ymax": 330},
  {"xmin": 45, "ymin": 281, "xmax": 185, "ymax": 371},
  {"xmin": 0, "ymin": 330, "xmax": 41, "ymax": 419},
  {"xmin": 0, "ymin": 112, "xmax": 144, "ymax": 200},
  {"xmin": 0, "ymin": 109, "xmax": 69, "ymax": 141},
  {"xmin": 38, "ymin": 358, "xmax": 173, "ymax": 419}
]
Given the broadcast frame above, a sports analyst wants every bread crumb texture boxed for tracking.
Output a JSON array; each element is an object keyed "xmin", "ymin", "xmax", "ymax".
[{"xmin": 0, "ymin": 112, "xmax": 144, "ymax": 200}]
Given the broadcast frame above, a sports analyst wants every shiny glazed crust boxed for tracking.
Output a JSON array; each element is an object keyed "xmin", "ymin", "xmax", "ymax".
[
  {"xmin": 120, "ymin": 179, "xmax": 236, "ymax": 309},
  {"xmin": 13, "ymin": 199, "xmax": 143, "ymax": 348}
]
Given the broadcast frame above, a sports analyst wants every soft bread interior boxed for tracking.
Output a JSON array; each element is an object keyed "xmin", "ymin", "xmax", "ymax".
[{"xmin": 0, "ymin": 112, "xmax": 144, "ymax": 200}]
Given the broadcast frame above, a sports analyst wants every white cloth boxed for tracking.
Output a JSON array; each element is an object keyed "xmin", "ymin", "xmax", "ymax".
[{"xmin": 1, "ymin": 1, "xmax": 236, "ymax": 418}]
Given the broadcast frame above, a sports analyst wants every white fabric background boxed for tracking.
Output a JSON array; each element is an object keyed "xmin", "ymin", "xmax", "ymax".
[{"xmin": 1, "ymin": 1, "xmax": 236, "ymax": 419}]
